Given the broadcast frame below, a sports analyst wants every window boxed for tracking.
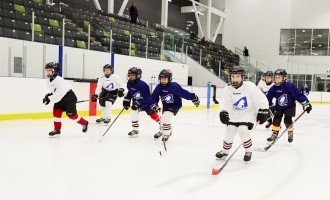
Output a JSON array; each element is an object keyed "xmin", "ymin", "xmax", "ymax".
[
  {"xmin": 279, "ymin": 28, "xmax": 330, "ymax": 56},
  {"xmin": 312, "ymin": 29, "xmax": 329, "ymax": 56},
  {"xmin": 279, "ymin": 29, "xmax": 295, "ymax": 55},
  {"xmin": 295, "ymin": 29, "xmax": 312, "ymax": 56}
]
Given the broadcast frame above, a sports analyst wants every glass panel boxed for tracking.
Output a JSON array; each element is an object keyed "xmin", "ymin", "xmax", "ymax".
[
  {"xmin": 279, "ymin": 29, "xmax": 295, "ymax": 55},
  {"xmin": 311, "ymin": 29, "xmax": 329, "ymax": 56},
  {"xmin": 295, "ymin": 29, "xmax": 312, "ymax": 55}
]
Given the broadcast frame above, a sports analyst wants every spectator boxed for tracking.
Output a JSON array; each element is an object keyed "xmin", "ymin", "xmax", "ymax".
[
  {"xmin": 243, "ymin": 46, "xmax": 249, "ymax": 57},
  {"xmin": 129, "ymin": 1, "xmax": 138, "ymax": 24},
  {"xmin": 326, "ymin": 86, "xmax": 330, "ymax": 92},
  {"xmin": 190, "ymin": 31, "xmax": 198, "ymax": 40},
  {"xmin": 200, "ymin": 36, "xmax": 207, "ymax": 45}
]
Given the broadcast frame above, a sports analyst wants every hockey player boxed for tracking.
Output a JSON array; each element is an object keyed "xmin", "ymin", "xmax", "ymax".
[
  {"xmin": 43, "ymin": 62, "xmax": 89, "ymax": 137},
  {"xmin": 150, "ymin": 69, "xmax": 200, "ymax": 142},
  {"xmin": 258, "ymin": 71, "xmax": 275, "ymax": 128},
  {"xmin": 266, "ymin": 69, "xmax": 312, "ymax": 143},
  {"xmin": 123, "ymin": 67, "xmax": 161, "ymax": 137},
  {"xmin": 91, "ymin": 64, "xmax": 125, "ymax": 124},
  {"xmin": 257, "ymin": 73, "xmax": 266, "ymax": 90},
  {"xmin": 300, "ymin": 84, "xmax": 310, "ymax": 96},
  {"xmin": 216, "ymin": 65, "xmax": 269, "ymax": 162}
]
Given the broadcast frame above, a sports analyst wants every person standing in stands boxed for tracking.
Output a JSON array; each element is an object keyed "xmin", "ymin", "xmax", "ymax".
[
  {"xmin": 243, "ymin": 46, "xmax": 249, "ymax": 57},
  {"xmin": 129, "ymin": 1, "xmax": 138, "ymax": 24}
]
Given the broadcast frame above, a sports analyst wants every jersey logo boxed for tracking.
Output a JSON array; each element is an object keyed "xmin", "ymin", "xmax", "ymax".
[
  {"xmin": 278, "ymin": 94, "xmax": 288, "ymax": 106},
  {"xmin": 232, "ymin": 97, "xmax": 248, "ymax": 110},
  {"xmin": 105, "ymin": 83, "xmax": 114, "ymax": 89},
  {"xmin": 161, "ymin": 94, "xmax": 174, "ymax": 103},
  {"xmin": 133, "ymin": 92, "xmax": 143, "ymax": 100}
]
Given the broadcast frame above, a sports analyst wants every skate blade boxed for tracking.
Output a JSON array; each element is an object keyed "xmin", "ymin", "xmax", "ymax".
[
  {"xmin": 128, "ymin": 134, "xmax": 138, "ymax": 138},
  {"xmin": 49, "ymin": 135, "xmax": 60, "ymax": 138}
]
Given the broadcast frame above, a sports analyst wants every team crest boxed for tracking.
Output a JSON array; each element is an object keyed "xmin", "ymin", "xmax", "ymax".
[
  {"xmin": 233, "ymin": 97, "xmax": 248, "ymax": 110},
  {"xmin": 278, "ymin": 94, "xmax": 288, "ymax": 106},
  {"xmin": 133, "ymin": 92, "xmax": 143, "ymax": 100},
  {"xmin": 162, "ymin": 94, "xmax": 174, "ymax": 103}
]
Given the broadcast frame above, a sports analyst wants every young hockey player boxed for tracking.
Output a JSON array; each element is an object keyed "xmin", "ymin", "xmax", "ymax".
[
  {"xmin": 150, "ymin": 69, "xmax": 200, "ymax": 142},
  {"xmin": 43, "ymin": 62, "xmax": 89, "ymax": 137},
  {"xmin": 300, "ymin": 84, "xmax": 310, "ymax": 96},
  {"xmin": 266, "ymin": 69, "xmax": 312, "ymax": 143},
  {"xmin": 216, "ymin": 65, "xmax": 269, "ymax": 162},
  {"xmin": 258, "ymin": 71, "xmax": 275, "ymax": 128},
  {"xmin": 123, "ymin": 67, "xmax": 161, "ymax": 137},
  {"xmin": 91, "ymin": 64, "xmax": 125, "ymax": 124}
]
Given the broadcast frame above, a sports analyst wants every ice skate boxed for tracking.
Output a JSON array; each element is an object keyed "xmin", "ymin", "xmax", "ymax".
[
  {"xmin": 103, "ymin": 118, "xmax": 111, "ymax": 124},
  {"xmin": 128, "ymin": 130, "xmax": 139, "ymax": 137},
  {"xmin": 267, "ymin": 131, "xmax": 278, "ymax": 142},
  {"xmin": 96, "ymin": 118, "xmax": 104, "ymax": 123},
  {"xmin": 162, "ymin": 134, "xmax": 170, "ymax": 142},
  {"xmin": 154, "ymin": 131, "xmax": 163, "ymax": 139},
  {"xmin": 215, "ymin": 151, "xmax": 228, "ymax": 160},
  {"xmin": 244, "ymin": 152, "xmax": 252, "ymax": 162},
  {"xmin": 82, "ymin": 121, "xmax": 89, "ymax": 133},
  {"xmin": 288, "ymin": 131, "xmax": 293, "ymax": 143},
  {"xmin": 265, "ymin": 121, "xmax": 272, "ymax": 129},
  {"xmin": 49, "ymin": 130, "xmax": 61, "ymax": 137}
]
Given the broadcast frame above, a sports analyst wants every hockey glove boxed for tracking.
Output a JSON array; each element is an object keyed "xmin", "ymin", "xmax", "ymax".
[
  {"xmin": 256, "ymin": 109, "xmax": 269, "ymax": 124},
  {"xmin": 219, "ymin": 111, "xmax": 229, "ymax": 125},
  {"xmin": 150, "ymin": 104, "xmax": 161, "ymax": 112},
  {"xmin": 303, "ymin": 102, "xmax": 312, "ymax": 114},
  {"xmin": 43, "ymin": 93, "xmax": 52, "ymax": 105},
  {"xmin": 118, "ymin": 88, "xmax": 125, "ymax": 98},
  {"xmin": 91, "ymin": 94, "xmax": 98, "ymax": 102},
  {"xmin": 123, "ymin": 96, "xmax": 131, "ymax": 110},
  {"xmin": 192, "ymin": 94, "xmax": 200, "ymax": 107},
  {"xmin": 131, "ymin": 101, "xmax": 140, "ymax": 111}
]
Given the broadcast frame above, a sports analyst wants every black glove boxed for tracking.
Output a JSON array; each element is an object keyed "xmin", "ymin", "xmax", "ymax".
[
  {"xmin": 192, "ymin": 94, "xmax": 200, "ymax": 107},
  {"xmin": 303, "ymin": 102, "xmax": 312, "ymax": 114},
  {"xmin": 43, "ymin": 93, "xmax": 52, "ymax": 105},
  {"xmin": 257, "ymin": 109, "xmax": 269, "ymax": 124},
  {"xmin": 91, "ymin": 94, "xmax": 98, "ymax": 102},
  {"xmin": 150, "ymin": 104, "xmax": 161, "ymax": 112},
  {"xmin": 123, "ymin": 96, "xmax": 131, "ymax": 110},
  {"xmin": 219, "ymin": 111, "xmax": 229, "ymax": 125},
  {"xmin": 118, "ymin": 88, "xmax": 125, "ymax": 98},
  {"xmin": 131, "ymin": 101, "xmax": 140, "ymax": 111}
]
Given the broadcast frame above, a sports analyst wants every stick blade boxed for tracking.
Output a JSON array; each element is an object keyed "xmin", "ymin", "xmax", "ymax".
[
  {"xmin": 254, "ymin": 147, "xmax": 266, "ymax": 152},
  {"xmin": 212, "ymin": 168, "xmax": 221, "ymax": 175}
]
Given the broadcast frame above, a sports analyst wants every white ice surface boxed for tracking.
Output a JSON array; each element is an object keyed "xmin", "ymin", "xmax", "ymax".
[{"xmin": 0, "ymin": 105, "xmax": 329, "ymax": 200}]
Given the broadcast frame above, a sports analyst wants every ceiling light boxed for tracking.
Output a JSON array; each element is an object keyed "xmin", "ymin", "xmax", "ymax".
[{"xmin": 318, "ymin": 35, "xmax": 322, "ymax": 37}]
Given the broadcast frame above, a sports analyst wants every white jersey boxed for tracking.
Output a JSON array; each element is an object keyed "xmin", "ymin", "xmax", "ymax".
[
  {"xmin": 258, "ymin": 81, "xmax": 274, "ymax": 95},
  {"xmin": 95, "ymin": 74, "xmax": 124, "ymax": 95},
  {"xmin": 221, "ymin": 81, "xmax": 269, "ymax": 123},
  {"xmin": 46, "ymin": 76, "xmax": 72, "ymax": 103}
]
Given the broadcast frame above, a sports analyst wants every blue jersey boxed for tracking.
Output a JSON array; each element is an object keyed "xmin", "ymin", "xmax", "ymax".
[
  {"xmin": 151, "ymin": 82, "xmax": 196, "ymax": 112},
  {"xmin": 300, "ymin": 87, "xmax": 309, "ymax": 95},
  {"xmin": 266, "ymin": 82, "xmax": 309, "ymax": 109},
  {"xmin": 126, "ymin": 80, "xmax": 151, "ymax": 110}
]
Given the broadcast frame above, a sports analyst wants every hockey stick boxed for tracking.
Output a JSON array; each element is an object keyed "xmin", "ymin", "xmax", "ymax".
[
  {"xmin": 212, "ymin": 143, "xmax": 243, "ymax": 175},
  {"xmin": 99, "ymin": 108, "xmax": 125, "ymax": 142},
  {"xmin": 255, "ymin": 110, "xmax": 306, "ymax": 152},
  {"xmin": 211, "ymin": 122, "xmax": 258, "ymax": 175},
  {"xmin": 159, "ymin": 139, "xmax": 167, "ymax": 156},
  {"xmin": 77, "ymin": 94, "xmax": 111, "ymax": 103}
]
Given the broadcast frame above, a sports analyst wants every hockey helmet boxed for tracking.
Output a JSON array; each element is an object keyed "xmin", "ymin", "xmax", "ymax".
[
  {"xmin": 127, "ymin": 67, "xmax": 142, "ymax": 83},
  {"xmin": 158, "ymin": 69, "xmax": 172, "ymax": 85},
  {"xmin": 274, "ymin": 69, "xmax": 287, "ymax": 86},
  {"xmin": 45, "ymin": 62, "xmax": 60, "ymax": 77},
  {"xmin": 228, "ymin": 65, "xmax": 244, "ymax": 88}
]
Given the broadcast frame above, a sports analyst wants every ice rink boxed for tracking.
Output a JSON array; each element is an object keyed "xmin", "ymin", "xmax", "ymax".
[{"xmin": 0, "ymin": 104, "xmax": 329, "ymax": 200}]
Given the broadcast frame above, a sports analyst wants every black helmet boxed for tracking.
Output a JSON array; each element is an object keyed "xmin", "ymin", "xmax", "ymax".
[
  {"xmin": 45, "ymin": 62, "xmax": 60, "ymax": 77},
  {"xmin": 274, "ymin": 69, "xmax": 287, "ymax": 86},
  {"xmin": 158, "ymin": 69, "xmax": 172, "ymax": 85},
  {"xmin": 264, "ymin": 71, "xmax": 273, "ymax": 77},
  {"xmin": 127, "ymin": 67, "xmax": 142, "ymax": 83},
  {"xmin": 103, "ymin": 64, "xmax": 113, "ymax": 72},
  {"xmin": 228, "ymin": 65, "xmax": 244, "ymax": 88}
]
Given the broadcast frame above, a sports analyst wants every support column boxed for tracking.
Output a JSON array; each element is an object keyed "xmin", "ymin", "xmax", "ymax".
[
  {"xmin": 206, "ymin": 0, "xmax": 212, "ymax": 40},
  {"xmin": 161, "ymin": 0, "xmax": 169, "ymax": 28},
  {"xmin": 92, "ymin": 0, "xmax": 102, "ymax": 11},
  {"xmin": 108, "ymin": 0, "xmax": 114, "ymax": 14}
]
